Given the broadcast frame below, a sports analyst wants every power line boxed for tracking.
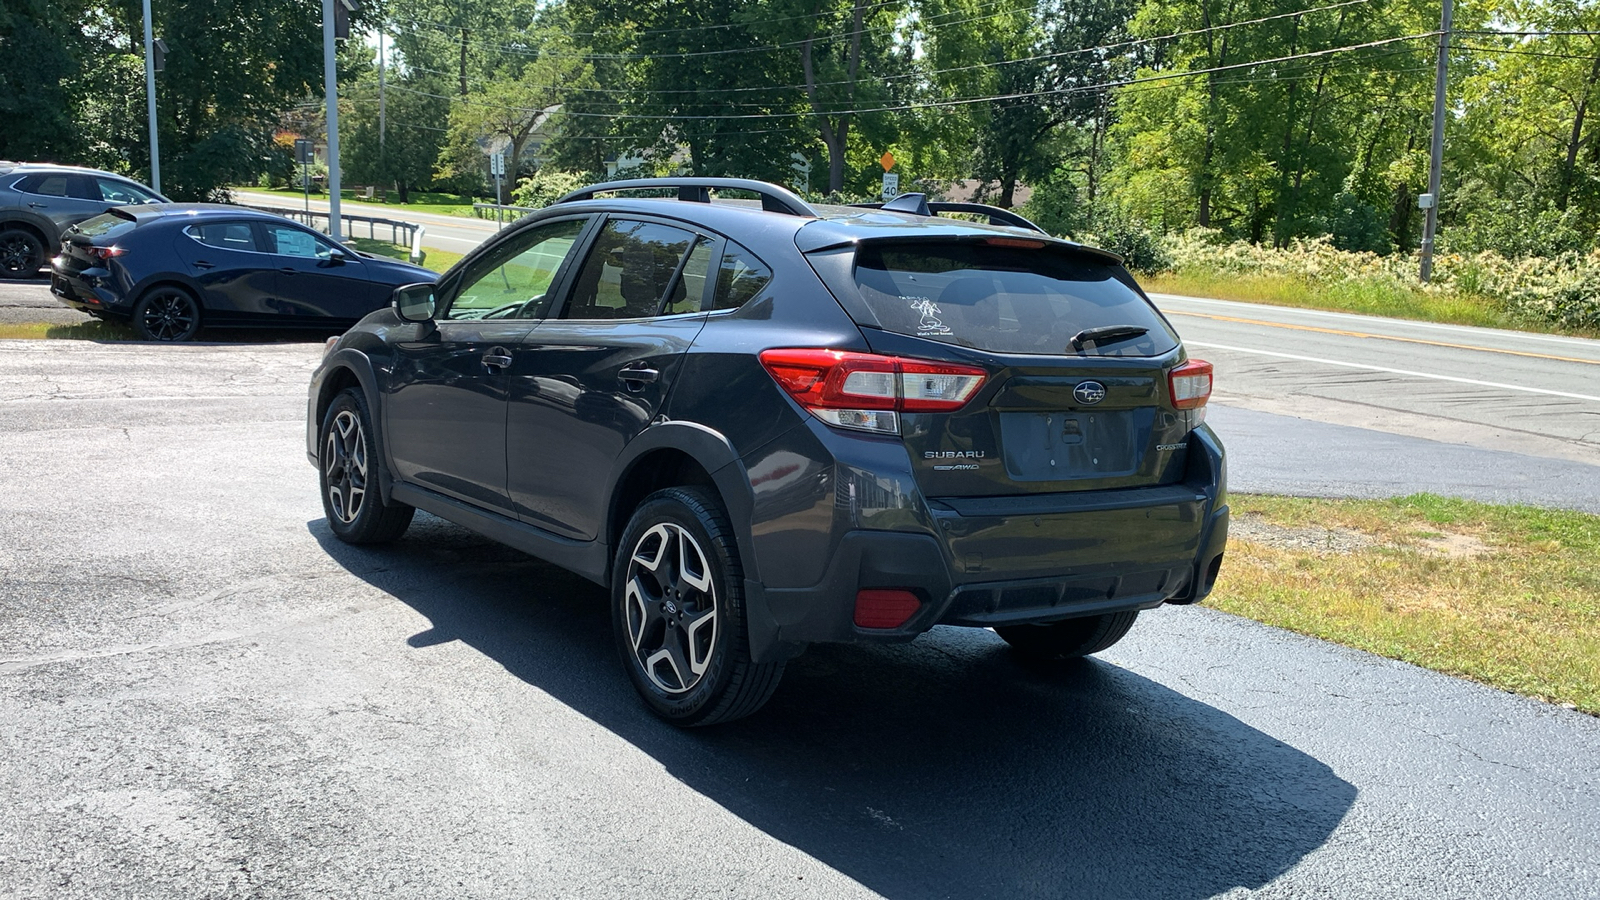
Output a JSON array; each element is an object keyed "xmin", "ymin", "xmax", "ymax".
[
  {"xmin": 378, "ymin": 0, "xmax": 1380, "ymax": 101},
  {"xmin": 384, "ymin": 0, "xmax": 1376, "ymax": 65},
  {"xmin": 381, "ymin": 33, "xmax": 1431, "ymax": 120}
]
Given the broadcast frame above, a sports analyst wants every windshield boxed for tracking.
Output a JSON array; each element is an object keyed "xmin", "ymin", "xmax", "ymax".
[{"xmin": 852, "ymin": 241, "xmax": 1179, "ymax": 357}]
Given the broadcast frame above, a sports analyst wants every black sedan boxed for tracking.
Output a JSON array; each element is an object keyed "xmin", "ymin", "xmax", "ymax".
[{"xmin": 50, "ymin": 204, "xmax": 435, "ymax": 341}]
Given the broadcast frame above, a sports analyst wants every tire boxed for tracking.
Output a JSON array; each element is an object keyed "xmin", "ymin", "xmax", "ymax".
[
  {"xmin": 612, "ymin": 487, "xmax": 783, "ymax": 726},
  {"xmin": 996, "ymin": 610, "xmax": 1140, "ymax": 662},
  {"xmin": 319, "ymin": 387, "xmax": 414, "ymax": 544},
  {"xmin": 132, "ymin": 285, "xmax": 203, "ymax": 342},
  {"xmin": 0, "ymin": 228, "xmax": 45, "ymax": 280}
]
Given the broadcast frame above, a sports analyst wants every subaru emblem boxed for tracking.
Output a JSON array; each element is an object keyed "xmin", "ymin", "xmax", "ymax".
[{"xmin": 1073, "ymin": 381, "xmax": 1107, "ymax": 405}]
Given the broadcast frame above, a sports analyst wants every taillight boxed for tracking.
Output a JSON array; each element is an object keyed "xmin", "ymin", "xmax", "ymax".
[
  {"xmin": 1169, "ymin": 359, "xmax": 1212, "ymax": 410},
  {"xmin": 86, "ymin": 246, "xmax": 126, "ymax": 261},
  {"xmin": 759, "ymin": 348, "xmax": 987, "ymax": 435}
]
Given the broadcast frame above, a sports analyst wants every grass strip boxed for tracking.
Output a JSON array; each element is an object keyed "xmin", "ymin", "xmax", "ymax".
[
  {"xmin": 241, "ymin": 187, "xmax": 481, "ymax": 219},
  {"xmin": 0, "ymin": 320, "xmax": 137, "ymax": 340},
  {"xmin": 349, "ymin": 238, "xmax": 464, "ymax": 274},
  {"xmin": 1215, "ymin": 493, "xmax": 1600, "ymax": 715}
]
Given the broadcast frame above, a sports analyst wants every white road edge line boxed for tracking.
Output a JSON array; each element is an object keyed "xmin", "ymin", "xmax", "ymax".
[
  {"xmin": 1187, "ymin": 340, "xmax": 1600, "ymax": 403},
  {"xmin": 1153, "ymin": 293, "xmax": 1600, "ymax": 349}
]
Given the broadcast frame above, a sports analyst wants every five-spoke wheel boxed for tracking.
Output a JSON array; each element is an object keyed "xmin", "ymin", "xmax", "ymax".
[
  {"xmin": 324, "ymin": 408, "xmax": 368, "ymax": 526},
  {"xmin": 623, "ymin": 521, "xmax": 721, "ymax": 694},
  {"xmin": 612, "ymin": 487, "xmax": 784, "ymax": 726},
  {"xmin": 318, "ymin": 388, "xmax": 415, "ymax": 544},
  {"xmin": 133, "ymin": 286, "xmax": 202, "ymax": 342}
]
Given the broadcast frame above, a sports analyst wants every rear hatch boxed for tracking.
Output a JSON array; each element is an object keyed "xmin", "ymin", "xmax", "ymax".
[
  {"xmin": 802, "ymin": 236, "xmax": 1203, "ymax": 499},
  {"xmin": 58, "ymin": 209, "xmax": 139, "ymax": 275}
]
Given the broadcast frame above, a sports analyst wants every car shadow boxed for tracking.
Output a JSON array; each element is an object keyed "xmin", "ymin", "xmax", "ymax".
[{"xmin": 311, "ymin": 514, "xmax": 1355, "ymax": 899}]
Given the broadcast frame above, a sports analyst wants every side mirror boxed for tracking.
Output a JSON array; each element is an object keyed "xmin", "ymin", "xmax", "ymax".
[{"xmin": 393, "ymin": 282, "xmax": 437, "ymax": 322}]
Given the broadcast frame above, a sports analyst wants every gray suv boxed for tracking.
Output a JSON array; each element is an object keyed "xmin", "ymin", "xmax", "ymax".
[{"xmin": 0, "ymin": 163, "xmax": 169, "ymax": 279}]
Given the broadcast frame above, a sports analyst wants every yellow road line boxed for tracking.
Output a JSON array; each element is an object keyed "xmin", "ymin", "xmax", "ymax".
[{"xmin": 1168, "ymin": 311, "xmax": 1600, "ymax": 366}]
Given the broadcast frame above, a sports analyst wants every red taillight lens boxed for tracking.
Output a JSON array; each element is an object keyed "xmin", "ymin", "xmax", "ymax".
[
  {"xmin": 854, "ymin": 589, "xmax": 922, "ymax": 629},
  {"xmin": 759, "ymin": 349, "xmax": 986, "ymax": 434},
  {"xmin": 86, "ymin": 246, "xmax": 126, "ymax": 261},
  {"xmin": 1169, "ymin": 359, "xmax": 1213, "ymax": 410}
]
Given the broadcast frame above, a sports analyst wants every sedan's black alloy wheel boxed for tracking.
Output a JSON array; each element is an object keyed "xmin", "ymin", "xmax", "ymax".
[
  {"xmin": 0, "ymin": 229, "xmax": 44, "ymax": 280},
  {"xmin": 996, "ymin": 610, "xmax": 1140, "ymax": 662},
  {"xmin": 320, "ymin": 388, "xmax": 415, "ymax": 544},
  {"xmin": 132, "ymin": 286, "xmax": 202, "ymax": 342},
  {"xmin": 612, "ymin": 487, "xmax": 783, "ymax": 726}
]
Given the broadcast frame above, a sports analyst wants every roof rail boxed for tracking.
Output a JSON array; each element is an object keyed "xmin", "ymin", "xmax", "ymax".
[
  {"xmin": 852, "ymin": 194, "xmax": 1048, "ymax": 235},
  {"xmin": 554, "ymin": 178, "xmax": 818, "ymax": 218}
]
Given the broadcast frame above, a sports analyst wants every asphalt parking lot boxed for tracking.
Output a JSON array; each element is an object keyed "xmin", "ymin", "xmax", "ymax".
[{"xmin": 2, "ymin": 338, "xmax": 1597, "ymax": 899}]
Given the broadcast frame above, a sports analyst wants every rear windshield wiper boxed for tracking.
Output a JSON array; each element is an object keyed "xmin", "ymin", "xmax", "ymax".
[{"xmin": 1070, "ymin": 324, "xmax": 1149, "ymax": 350}]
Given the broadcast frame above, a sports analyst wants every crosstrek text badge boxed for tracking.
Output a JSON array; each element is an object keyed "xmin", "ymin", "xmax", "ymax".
[{"xmin": 1074, "ymin": 381, "xmax": 1107, "ymax": 405}]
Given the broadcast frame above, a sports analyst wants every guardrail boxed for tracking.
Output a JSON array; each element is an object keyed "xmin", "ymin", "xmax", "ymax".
[
  {"xmin": 229, "ymin": 203, "xmax": 426, "ymax": 264},
  {"xmin": 235, "ymin": 203, "xmax": 421, "ymax": 248},
  {"xmin": 472, "ymin": 202, "xmax": 539, "ymax": 227}
]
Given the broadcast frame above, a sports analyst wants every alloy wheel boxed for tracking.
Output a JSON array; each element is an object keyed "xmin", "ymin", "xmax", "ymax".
[
  {"xmin": 323, "ymin": 409, "xmax": 367, "ymax": 525},
  {"xmin": 624, "ymin": 522, "xmax": 720, "ymax": 694},
  {"xmin": 0, "ymin": 234, "xmax": 40, "ymax": 275},
  {"xmin": 139, "ymin": 290, "xmax": 198, "ymax": 341}
]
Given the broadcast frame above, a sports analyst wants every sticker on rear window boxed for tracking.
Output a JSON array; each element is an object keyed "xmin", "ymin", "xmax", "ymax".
[{"xmin": 908, "ymin": 297, "xmax": 952, "ymax": 336}]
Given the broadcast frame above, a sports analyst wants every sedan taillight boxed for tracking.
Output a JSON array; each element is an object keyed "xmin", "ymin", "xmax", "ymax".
[
  {"xmin": 86, "ymin": 246, "xmax": 126, "ymax": 261},
  {"xmin": 759, "ymin": 348, "xmax": 987, "ymax": 435}
]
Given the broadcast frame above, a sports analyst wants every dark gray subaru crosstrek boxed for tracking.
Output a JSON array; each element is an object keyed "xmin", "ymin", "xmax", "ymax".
[{"xmin": 306, "ymin": 178, "xmax": 1229, "ymax": 726}]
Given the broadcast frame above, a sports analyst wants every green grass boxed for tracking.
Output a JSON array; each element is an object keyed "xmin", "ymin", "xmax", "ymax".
[
  {"xmin": 1140, "ymin": 270, "xmax": 1600, "ymax": 338},
  {"xmin": 1216, "ymin": 493, "xmax": 1600, "ymax": 715},
  {"xmin": 350, "ymin": 238, "xmax": 463, "ymax": 274},
  {"xmin": 0, "ymin": 319, "xmax": 137, "ymax": 340},
  {"xmin": 240, "ymin": 186, "xmax": 482, "ymax": 219}
]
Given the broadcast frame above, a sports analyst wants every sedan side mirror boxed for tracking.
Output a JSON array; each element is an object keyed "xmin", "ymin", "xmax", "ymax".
[{"xmin": 393, "ymin": 282, "xmax": 437, "ymax": 322}]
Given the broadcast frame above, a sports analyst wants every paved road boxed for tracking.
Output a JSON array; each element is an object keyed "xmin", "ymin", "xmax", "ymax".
[
  {"xmin": 0, "ymin": 274, "xmax": 83, "ymax": 325},
  {"xmin": 0, "ymin": 340, "xmax": 1595, "ymax": 899},
  {"xmin": 1154, "ymin": 293, "xmax": 1600, "ymax": 466}
]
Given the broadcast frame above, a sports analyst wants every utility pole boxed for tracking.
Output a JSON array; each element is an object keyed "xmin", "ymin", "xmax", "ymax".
[
  {"xmin": 141, "ymin": 0, "xmax": 160, "ymax": 193},
  {"xmin": 323, "ymin": 0, "xmax": 343, "ymax": 241},
  {"xmin": 378, "ymin": 31, "xmax": 386, "ymax": 155},
  {"xmin": 1418, "ymin": 0, "xmax": 1453, "ymax": 282}
]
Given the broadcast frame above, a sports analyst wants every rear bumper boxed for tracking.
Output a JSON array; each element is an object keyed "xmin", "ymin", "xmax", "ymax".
[
  {"xmin": 50, "ymin": 265, "xmax": 127, "ymax": 315},
  {"xmin": 744, "ymin": 424, "xmax": 1229, "ymax": 659}
]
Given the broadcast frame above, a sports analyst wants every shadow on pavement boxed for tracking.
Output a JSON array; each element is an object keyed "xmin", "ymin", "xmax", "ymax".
[{"xmin": 313, "ymin": 514, "xmax": 1355, "ymax": 900}]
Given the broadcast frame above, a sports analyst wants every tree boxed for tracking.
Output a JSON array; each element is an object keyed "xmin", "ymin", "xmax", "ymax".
[
  {"xmin": 343, "ymin": 61, "xmax": 450, "ymax": 202},
  {"xmin": 434, "ymin": 31, "xmax": 594, "ymax": 201}
]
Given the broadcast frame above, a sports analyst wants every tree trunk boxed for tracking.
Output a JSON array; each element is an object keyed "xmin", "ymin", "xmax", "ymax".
[
  {"xmin": 1558, "ymin": 55, "xmax": 1600, "ymax": 211},
  {"xmin": 459, "ymin": 29, "xmax": 469, "ymax": 96}
]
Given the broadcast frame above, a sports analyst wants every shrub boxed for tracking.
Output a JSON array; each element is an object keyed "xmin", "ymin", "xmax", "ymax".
[{"xmin": 511, "ymin": 169, "xmax": 587, "ymax": 209}]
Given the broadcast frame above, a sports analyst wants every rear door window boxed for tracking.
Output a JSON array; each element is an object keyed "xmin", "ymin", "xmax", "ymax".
[
  {"xmin": 189, "ymin": 222, "xmax": 260, "ymax": 252},
  {"xmin": 852, "ymin": 241, "xmax": 1178, "ymax": 357},
  {"xmin": 563, "ymin": 219, "xmax": 696, "ymax": 320}
]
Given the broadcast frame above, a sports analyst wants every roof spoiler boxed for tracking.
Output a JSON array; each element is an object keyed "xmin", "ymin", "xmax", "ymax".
[
  {"xmin": 851, "ymin": 193, "xmax": 1048, "ymax": 235},
  {"xmin": 554, "ymin": 177, "xmax": 818, "ymax": 218}
]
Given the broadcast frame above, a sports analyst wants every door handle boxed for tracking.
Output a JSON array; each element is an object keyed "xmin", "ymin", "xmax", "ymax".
[
  {"xmin": 194, "ymin": 260, "xmax": 215, "ymax": 270},
  {"xmin": 618, "ymin": 366, "xmax": 660, "ymax": 389},
  {"xmin": 482, "ymin": 347, "xmax": 513, "ymax": 371},
  {"xmin": 27, "ymin": 202, "xmax": 46, "ymax": 209},
  {"xmin": 279, "ymin": 267, "xmax": 297, "ymax": 274}
]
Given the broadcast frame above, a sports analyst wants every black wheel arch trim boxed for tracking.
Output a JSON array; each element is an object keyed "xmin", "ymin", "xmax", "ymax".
[
  {"xmin": 606, "ymin": 421, "xmax": 802, "ymax": 665},
  {"xmin": 308, "ymin": 350, "xmax": 396, "ymax": 504}
]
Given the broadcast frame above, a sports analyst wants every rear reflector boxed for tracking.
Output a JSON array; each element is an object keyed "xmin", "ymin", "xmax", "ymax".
[
  {"xmin": 1169, "ymin": 359, "xmax": 1213, "ymax": 410},
  {"xmin": 759, "ymin": 348, "xmax": 987, "ymax": 435},
  {"xmin": 854, "ymin": 589, "xmax": 922, "ymax": 629}
]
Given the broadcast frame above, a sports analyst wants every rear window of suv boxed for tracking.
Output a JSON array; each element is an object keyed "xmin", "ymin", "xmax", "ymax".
[{"xmin": 852, "ymin": 241, "xmax": 1179, "ymax": 357}]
